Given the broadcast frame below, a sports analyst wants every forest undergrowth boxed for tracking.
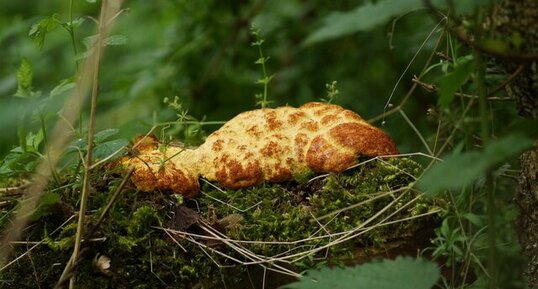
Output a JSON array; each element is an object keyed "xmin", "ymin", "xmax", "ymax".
[{"xmin": 1, "ymin": 1, "xmax": 537, "ymax": 289}]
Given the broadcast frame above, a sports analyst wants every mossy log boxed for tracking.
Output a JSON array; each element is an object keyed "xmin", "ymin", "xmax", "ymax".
[{"xmin": 0, "ymin": 157, "xmax": 439, "ymax": 289}]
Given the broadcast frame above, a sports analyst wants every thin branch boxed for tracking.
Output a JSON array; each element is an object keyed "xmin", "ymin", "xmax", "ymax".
[
  {"xmin": 411, "ymin": 77, "xmax": 512, "ymax": 101},
  {"xmin": 383, "ymin": 16, "xmax": 447, "ymax": 118},
  {"xmin": 411, "ymin": 63, "xmax": 525, "ymax": 101},
  {"xmin": 370, "ymin": 20, "xmax": 446, "ymax": 124}
]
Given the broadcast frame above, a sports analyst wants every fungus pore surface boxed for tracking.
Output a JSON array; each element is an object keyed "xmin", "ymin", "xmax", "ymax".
[{"xmin": 121, "ymin": 102, "xmax": 399, "ymax": 197}]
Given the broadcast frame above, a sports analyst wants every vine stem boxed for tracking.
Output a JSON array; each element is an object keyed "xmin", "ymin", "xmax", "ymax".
[
  {"xmin": 68, "ymin": 0, "xmax": 79, "ymax": 72},
  {"xmin": 257, "ymin": 42, "xmax": 268, "ymax": 107}
]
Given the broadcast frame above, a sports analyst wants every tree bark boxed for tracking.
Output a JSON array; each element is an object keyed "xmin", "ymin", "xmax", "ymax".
[
  {"xmin": 489, "ymin": 0, "xmax": 538, "ymax": 286},
  {"xmin": 515, "ymin": 144, "xmax": 538, "ymax": 287}
]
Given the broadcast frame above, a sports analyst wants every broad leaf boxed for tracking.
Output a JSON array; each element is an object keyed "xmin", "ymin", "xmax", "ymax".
[
  {"xmin": 28, "ymin": 14, "xmax": 60, "ymax": 49},
  {"xmin": 50, "ymin": 77, "xmax": 76, "ymax": 97},
  {"xmin": 0, "ymin": 147, "xmax": 39, "ymax": 176},
  {"xmin": 418, "ymin": 134, "xmax": 534, "ymax": 194},
  {"xmin": 282, "ymin": 257, "xmax": 439, "ymax": 289},
  {"xmin": 93, "ymin": 139, "xmax": 129, "ymax": 162},
  {"xmin": 437, "ymin": 58, "xmax": 474, "ymax": 107},
  {"xmin": 304, "ymin": 0, "xmax": 422, "ymax": 45},
  {"xmin": 94, "ymin": 128, "xmax": 120, "ymax": 143}
]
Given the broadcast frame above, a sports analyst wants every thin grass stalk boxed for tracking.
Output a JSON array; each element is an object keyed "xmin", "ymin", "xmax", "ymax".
[
  {"xmin": 69, "ymin": 2, "xmax": 113, "ymax": 287},
  {"xmin": 475, "ymin": 44, "xmax": 497, "ymax": 289}
]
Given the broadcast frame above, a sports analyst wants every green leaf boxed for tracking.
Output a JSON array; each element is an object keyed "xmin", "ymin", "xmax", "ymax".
[
  {"xmin": 94, "ymin": 128, "xmax": 120, "ymax": 143},
  {"xmin": 304, "ymin": 0, "xmax": 422, "ymax": 45},
  {"xmin": 463, "ymin": 213, "xmax": 483, "ymax": 227},
  {"xmin": 14, "ymin": 59, "xmax": 40, "ymax": 98},
  {"xmin": 417, "ymin": 134, "xmax": 534, "ymax": 195},
  {"xmin": 105, "ymin": 34, "xmax": 128, "ymax": 46},
  {"xmin": 28, "ymin": 14, "xmax": 60, "ymax": 49},
  {"xmin": 282, "ymin": 257, "xmax": 439, "ymax": 289},
  {"xmin": 50, "ymin": 77, "xmax": 76, "ymax": 97},
  {"xmin": 25, "ymin": 129, "xmax": 44, "ymax": 153},
  {"xmin": 437, "ymin": 58, "xmax": 473, "ymax": 107},
  {"xmin": 61, "ymin": 17, "xmax": 86, "ymax": 31},
  {"xmin": 0, "ymin": 147, "xmax": 39, "ymax": 176},
  {"xmin": 83, "ymin": 34, "xmax": 128, "ymax": 50},
  {"xmin": 30, "ymin": 192, "xmax": 61, "ymax": 221},
  {"xmin": 93, "ymin": 139, "xmax": 128, "ymax": 162}
]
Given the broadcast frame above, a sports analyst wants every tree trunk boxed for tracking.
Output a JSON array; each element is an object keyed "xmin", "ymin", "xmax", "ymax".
[
  {"xmin": 515, "ymin": 145, "xmax": 538, "ymax": 287},
  {"xmin": 489, "ymin": 0, "xmax": 538, "ymax": 286}
]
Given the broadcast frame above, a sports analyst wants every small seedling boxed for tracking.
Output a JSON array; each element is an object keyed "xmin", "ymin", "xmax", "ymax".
[
  {"xmin": 322, "ymin": 80, "xmax": 339, "ymax": 104},
  {"xmin": 250, "ymin": 25, "xmax": 274, "ymax": 109}
]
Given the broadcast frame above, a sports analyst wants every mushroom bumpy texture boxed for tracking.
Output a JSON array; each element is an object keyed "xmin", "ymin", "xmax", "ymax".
[{"xmin": 120, "ymin": 102, "xmax": 399, "ymax": 198}]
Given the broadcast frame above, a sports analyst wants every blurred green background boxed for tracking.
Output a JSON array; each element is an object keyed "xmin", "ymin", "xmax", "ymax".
[{"xmin": 0, "ymin": 0, "xmax": 448, "ymax": 157}]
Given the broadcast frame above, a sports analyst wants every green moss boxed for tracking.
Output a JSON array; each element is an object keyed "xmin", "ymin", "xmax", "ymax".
[{"xmin": 0, "ymin": 157, "xmax": 438, "ymax": 288}]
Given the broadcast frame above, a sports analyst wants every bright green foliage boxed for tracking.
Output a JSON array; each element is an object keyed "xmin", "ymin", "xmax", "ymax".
[
  {"xmin": 304, "ymin": 0, "xmax": 422, "ymax": 45},
  {"xmin": 0, "ymin": 129, "xmax": 44, "ymax": 177},
  {"xmin": 62, "ymin": 128, "xmax": 128, "ymax": 166},
  {"xmin": 0, "ymin": 0, "xmax": 533, "ymax": 288},
  {"xmin": 283, "ymin": 256, "xmax": 439, "ymax": 289},
  {"xmin": 28, "ymin": 14, "xmax": 60, "ymax": 49},
  {"xmin": 14, "ymin": 58, "xmax": 40, "ymax": 98},
  {"xmin": 418, "ymin": 133, "xmax": 534, "ymax": 194}
]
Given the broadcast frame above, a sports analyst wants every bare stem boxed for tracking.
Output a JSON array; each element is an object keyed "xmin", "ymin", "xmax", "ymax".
[
  {"xmin": 474, "ymin": 38, "xmax": 497, "ymax": 289},
  {"xmin": 68, "ymin": 2, "xmax": 107, "ymax": 287},
  {"xmin": 68, "ymin": 0, "xmax": 79, "ymax": 72}
]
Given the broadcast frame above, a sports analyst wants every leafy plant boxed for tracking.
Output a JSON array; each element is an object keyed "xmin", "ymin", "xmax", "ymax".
[
  {"xmin": 0, "ymin": 0, "xmax": 534, "ymax": 288},
  {"xmin": 418, "ymin": 133, "xmax": 534, "ymax": 194},
  {"xmin": 321, "ymin": 80, "xmax": 339, "ymax": 104},
  {"xmin": 304, "ymin": 0, "xmax": 423, "ymax": 45},
  {"xmin": 251, "ymin": 25, "xmax": 274, "ymax": 108},
  {"xmin": 283, "ymin": 257, "xmax": 439, "ymax": 289}
]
